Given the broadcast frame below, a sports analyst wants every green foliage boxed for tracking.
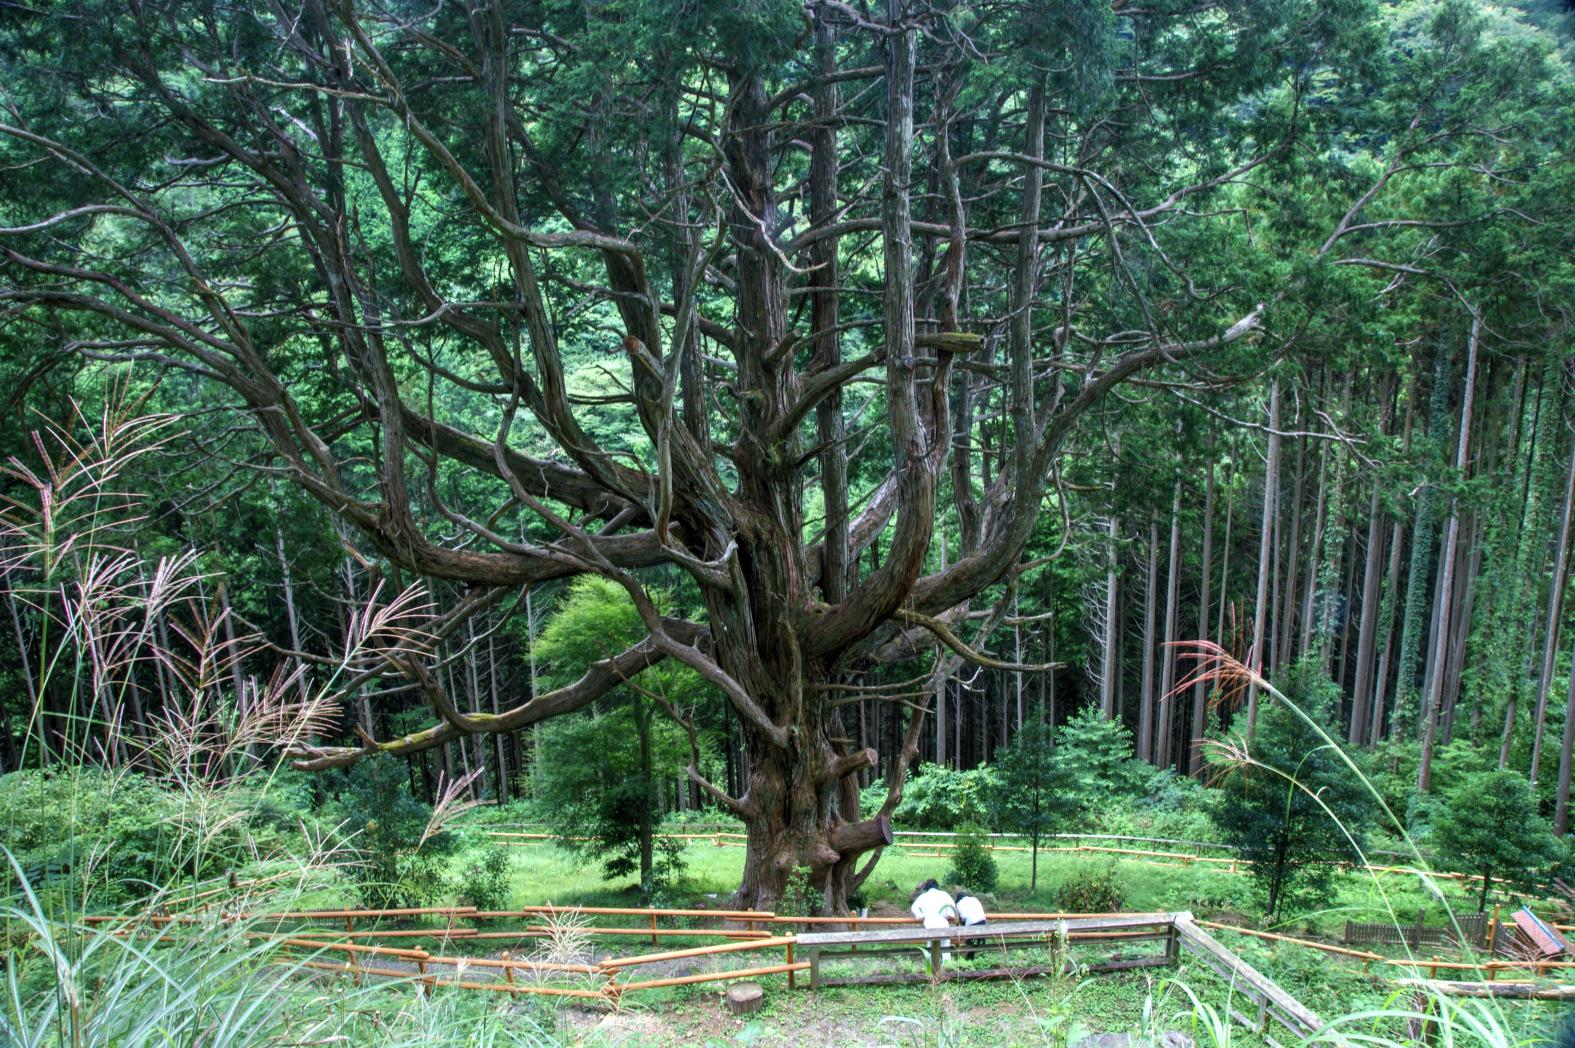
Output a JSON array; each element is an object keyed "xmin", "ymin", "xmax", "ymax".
[
  {"xmin": 531, "ymin": 578, "xmax": 695, "ymax": 893},
  {"xmin": 890, "ymin": 764, "xmax": 1000, "ymax": 830},
  {"xmin": 1431, "ymin": 767, "xmax": 1559, "ymax": 909},
  {"xmin": 534, "ymin": 710, "xmax": 686, "ymax": 891},
  {"xmin": 1209, "ymin": 661, "xmax": 1377, "ymax": 919},
  {"xmin": 990, "ymin": 720, "xmax": 1072, "ymax": 838},
  {"xmin": 1052, "ymin": 708, "xmax": 1157, "ymax": 807},
  {"xmin": 1054, "ymin": 863, "xmax": 1126, "ymax": 913},
  {"xmin": 328, "ymin": 754, "xmax": 452, "ymax": 911},
  {"xmin": 945, "ymin": 822, "xmax": 999, "ymax": 895},
  {"xmin": 453, "ymin": 846, "xmax": 513, "ymax": 913},
  {"xmin": 0, "ymin": 767, "xmax": 259, "ymax": 907},
  {"xmin": 779, "ymin": 864, "xmax": 822, "ymax": 918}
]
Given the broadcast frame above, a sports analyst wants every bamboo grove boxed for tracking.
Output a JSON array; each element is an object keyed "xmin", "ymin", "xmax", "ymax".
[{"xmin": 0, "ymin": 0, "xmax": 1573, "ymax": 910}]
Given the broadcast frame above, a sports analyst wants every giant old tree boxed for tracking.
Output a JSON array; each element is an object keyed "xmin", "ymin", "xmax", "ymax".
[{"xmin": 0, "ymin": 0, "xmax": 1455, "ymax": 909}]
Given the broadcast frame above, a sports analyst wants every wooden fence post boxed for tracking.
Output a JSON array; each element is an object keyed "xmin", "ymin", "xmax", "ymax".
[
  {"xmin": 786, "ymin": 941, "xmax": 795, "ymax": 989},
  {"xmin": 649, "ymin": 913, "xmax": 660, "ymax": 947}
]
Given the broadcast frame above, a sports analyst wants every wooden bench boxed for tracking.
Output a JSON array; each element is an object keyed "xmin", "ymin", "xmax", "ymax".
[{"xmin": 795, "ymin": 913, "xmax": 1181, "ymax": 988}]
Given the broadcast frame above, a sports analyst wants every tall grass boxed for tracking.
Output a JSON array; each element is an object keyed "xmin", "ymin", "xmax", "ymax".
[{"xmin": 0, "ymin": 394, "xmax": 572, "ymax": 1044}]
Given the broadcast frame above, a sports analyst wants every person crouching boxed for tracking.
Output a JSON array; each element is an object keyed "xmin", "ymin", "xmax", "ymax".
[
  {"xmin": 953, "ymin": 889, "xmax": 987, "ymax": 958},
  {"xmin": 910, "ymin": 879, "xmax": 957, "ymax": 963}
]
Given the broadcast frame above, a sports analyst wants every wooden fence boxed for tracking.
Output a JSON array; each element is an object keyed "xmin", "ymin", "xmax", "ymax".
[
  {"xmin": 83, "ymin": 903, "xmax": 1334, "ymax": 1042},
  {"xmin": 1344, "ymin": 912, "xmax": 1490, "ymax": 950}
]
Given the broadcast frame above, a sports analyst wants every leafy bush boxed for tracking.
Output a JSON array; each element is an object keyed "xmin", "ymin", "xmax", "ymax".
[
  {"xmin": 1432, "ymin": 767, "xmax": 1559, "ymax": 909},
  {"xmin": 1093, "ymin": 772, "xmax": 1221, "ymax": 843},
  {"xmin": 454, "ymin": 847, "xmax": 513, "ymax": 912},
  {"xmin": 1208, "ymin": 660, "xmax": 1375, "ymax": 918},
  {"xmin": 1053, "ymin": 707, "xmax": 1156, "ymax": 806},
  {"xmin": 1055, "ymin": 863, "xmax": 1126, "ymax": 913},
  {"xmin": 327, "ymin": 754, "xmax": 454, "ymax": 910},
  {"xmin": 0, "ymin": 767, "xmax": 259, "ymax": 906},
  {"xmin": 779, "ymin": 865, "xmax": 822, "ymax": 917},
  {"xmin": 662, "ymin": 806, "xmax": 737, "ymax": 827},
  {"xmin": 890, "ymin": 763, "xmax": 999, "ymax": 829},
  {"xmin": 945, "ymin": 822, "xmax": 998, "ymax": 894}
]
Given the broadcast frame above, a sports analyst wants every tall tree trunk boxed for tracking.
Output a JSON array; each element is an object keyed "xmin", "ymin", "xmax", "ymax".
[
  {"xmin": 487, "ymin": 624, "xmax": 509, "ymax": 804},
  {"xmin": 1138, "ymin": 513, "xmax": 1159, "ymax": 762},
  {"xmin": 1101, "ymin": 512, "xmax": 1121, "ymax": 719},
  {"xmin": 1555, "ymin": 623, "xmax": 1575, "ymax": 834},
  {"xmin": 1277, "ymin": 416, "xmax": 1308, "ymax": 668},
  {"xmin": 1157, "ymin": 469, "xmax": 1183, "ymax": 769},
  {"xmin": 1418, "ymin": 317, "xmax": 1478, "ymax": 793},
  {"xmin": 1350, "ymin": 479, "xmax": 1387, "ymax": 744},
  {"xmin": 1370, "ymin": 517, "xmax": 1407, "ymax": 745},
  {"xmin": 1393, "ymin": 346, "xmax": 1453, "ymax": 740},
  {"xmin": 1440, "ymin": 519, "xmax": 1481, "ymax": 743},
  {"xmin": 1190, "ymin": 462, "xmax": 1216, "ymax": 775},
  {"xmin": 1530, "ymin": 429, "xmax": 1575, "ymax": 785},
  {"xmin": 1247, "ymin": 380, "xmax": 1282, "ymax": 736}
]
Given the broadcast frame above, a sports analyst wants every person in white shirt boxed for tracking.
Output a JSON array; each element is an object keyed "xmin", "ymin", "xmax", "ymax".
[
  {"xmin": 954, "ymin": 891, "xmax": 986, "ymax": 927},
  {"xmin": 909, "ymin": 879, "xmax": 957, "ymax": 922},
  {"xmin": 910, "ymin": 879, "xmax": 957, "ymax": 961},
  {"xmin": 953, "ymin": 890, "xmax": 987, "ymax": 957}
]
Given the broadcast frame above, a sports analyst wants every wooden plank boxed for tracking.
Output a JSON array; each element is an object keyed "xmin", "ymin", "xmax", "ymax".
[
  {"xmin": 615, "ymin": 961, "xmax": 810, "ymax": 992},
  {"xmin": 813, "ymin": 953, "xmax": 1169, "ymax": 988},
  {"xmin": 484, "ymin": 905, "xmax": 771, "ymax": 920},
  {"xmin": 599, "ymin": 935, "xmax": 797, "ymax": 970},
  {"xmin": 1172, "ymin": 914, "xmax": 1323, "ymax": 1037},
  {"xmin": 1397, "ymin": 978, "xmax": 1575, "ymax": 1000},
  {"xmin": 293, "ymin": 959, "xmax": 609, "ymax": 998},
  {"xmin": 796, "ymin": 914, "xmax": 1178, "ymax": 948},
  {"xmin": 284, "ymin": 927, "xmax": 478, "ymax": 940},
  {"xmin": 464, "ymin": 926, "xmax": 772, "ymax": 941}
]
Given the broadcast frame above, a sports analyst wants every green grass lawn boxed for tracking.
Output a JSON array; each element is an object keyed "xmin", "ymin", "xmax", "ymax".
[{"xmin": 478, "ymin": 833, "xmax": 1508, "ymax": 939}]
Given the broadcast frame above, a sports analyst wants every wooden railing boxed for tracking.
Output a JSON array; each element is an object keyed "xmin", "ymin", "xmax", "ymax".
[{"xmin": 80, "ymin": 903, "xmax": 1336, "ymax": 1042}]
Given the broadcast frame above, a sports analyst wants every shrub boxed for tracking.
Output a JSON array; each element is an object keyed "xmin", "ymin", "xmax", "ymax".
[
  {"xmin": 1055, "ymin": 863, "xmax": 1125, "ymax": 913},
  {"xmin": 892, "ymin": 764, "xmax": 999, "ymax": 829},
  {"xmin": 454, "ymin": 846, "xmax": 513, "ymax": 912},
  {"xmin": 945, "ymin": 822, "xmax": 999, "ymax": 894},
  {"xmin": 328, "ymin": 754, "xmax": 455, "ymax": 910},
  {"xmin": 1432, "ymin": 767, "xmax": 1559, "ymax": 909},
  {"xmin": 1209, "ymin": 660, "xmax": 1375, "ymax": 918},
  {"xmin": 0, "ymin": 767, "xmax": 260, "ymax": 907},
  {"xmin": 1053, "ymin": 707, "xmax": 1156, "ymax": 806},
  {"xmin": 779, "ymin": 864, "xmax": 822, "ymax": 917}
]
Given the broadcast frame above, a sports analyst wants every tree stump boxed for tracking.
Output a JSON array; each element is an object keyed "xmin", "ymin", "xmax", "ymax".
[{"xmin": 724, "ymin": 982, "xmax": 764, "ymax": 1016}]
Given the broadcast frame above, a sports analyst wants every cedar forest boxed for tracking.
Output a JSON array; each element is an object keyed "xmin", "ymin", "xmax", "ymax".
[{"xmin": 3, "ymin": 0, "xmax": 1575, "ymax": 1041}]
